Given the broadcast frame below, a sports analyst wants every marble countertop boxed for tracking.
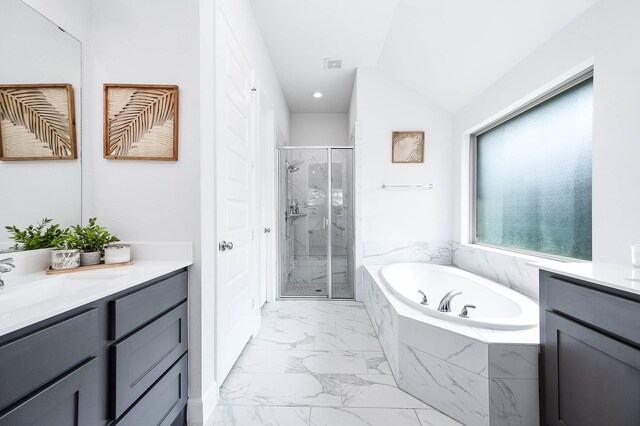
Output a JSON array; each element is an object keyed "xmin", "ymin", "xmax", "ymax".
[
  {"xmin": 0, "ymin": 260, "xmax": 192, "ymax": 338},
  {"xmin": 529, "ymin": 262, "xmax": 640, "ymax": 297}
]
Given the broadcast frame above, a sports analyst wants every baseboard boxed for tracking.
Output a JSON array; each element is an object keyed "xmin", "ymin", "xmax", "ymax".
[{"xmin": 187, "ymin": 380, "xmax": 219, "ymax": 426}]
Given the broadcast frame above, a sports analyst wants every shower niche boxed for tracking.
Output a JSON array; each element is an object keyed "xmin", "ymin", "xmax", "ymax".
[{"xmin": 278, "ymin": 147, "xmax": 354, "ymax": 299}]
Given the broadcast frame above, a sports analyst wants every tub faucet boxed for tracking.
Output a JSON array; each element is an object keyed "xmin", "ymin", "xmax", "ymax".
[
  {"xmin": 438, "ymin": 289, "xmax": 462, "ymax": 312},
  {"xmin": 0, "ymin": 258, "xmax": 15, "ymax": 288},
  {"xmin": 417, "ymin": 290, "xmax": 429, "ymax": 305}
]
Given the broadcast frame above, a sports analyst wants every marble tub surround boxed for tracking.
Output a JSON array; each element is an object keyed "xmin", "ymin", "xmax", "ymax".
[
  {"xmin": 363, "ymin": 266, "xmax": 539, "ymax": 426},
  {"xmin": 213, "ymin": 300, "xmax": 462, "ymax": 426},
  {"xmin": 363, "ymin": 241, "xmax": 452, "ymax": 265},
  {"xmin": 453, "ymin": 243, "xmax": 540, "ymax": 300}
]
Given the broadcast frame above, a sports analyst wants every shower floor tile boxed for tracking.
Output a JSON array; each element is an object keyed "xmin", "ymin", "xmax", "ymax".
[{"xmin": 282, "ymin": 282, "xmax": 354, "ymax": 299}]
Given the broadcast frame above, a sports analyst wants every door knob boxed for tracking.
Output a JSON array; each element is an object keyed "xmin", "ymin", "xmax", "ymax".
[
  {"xmin": 219, "ymin": 241, "xmax": 234, "ymax": 251},
  {"xmin": 264, "ymin": 227, "xmax": 271, "ymax": 234}
]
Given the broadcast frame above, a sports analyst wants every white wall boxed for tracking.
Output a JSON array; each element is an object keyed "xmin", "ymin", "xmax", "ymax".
[
  {"xmin": 290, "ymin": 113, "xmax": 348, "ymax": 146},
  {"xmin": 357, "ymin": 67, "xmax": 454, "ymax": 244},
  {"xmin": 453, "ymin": 0, "xmax": 640, "ymax": 263},
  {"xmin": 84, "ymin": 0, "xmax": 206, "ymax": 421},
  {"xmin": 23, "ymin": 0, "xmax": 91, "ymax": 41},
  {"xmin": 348, "ymin": 76, "xmax": 358, "ymax": 139}
]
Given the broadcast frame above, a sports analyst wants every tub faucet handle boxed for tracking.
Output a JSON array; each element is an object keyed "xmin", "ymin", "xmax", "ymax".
[
  {"xmin": 417, "ymin": 290, "xmax": 429, "ymax": 305},
  {"xmin": 459, "ymin": 305, "xmax": 476, "ymax": 318}
]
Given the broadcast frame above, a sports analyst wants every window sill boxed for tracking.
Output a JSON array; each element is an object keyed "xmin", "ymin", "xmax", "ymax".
[{"xmin": 457, "ymin": 242, "xmax": 591, "ymax": 267}]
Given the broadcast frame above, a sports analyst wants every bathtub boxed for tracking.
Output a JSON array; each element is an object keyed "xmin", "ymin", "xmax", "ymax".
[
  {"xmin": 363, "ymin": 264, "xmax": 540, "ymax": 426},
  {"xmin": 379, "ymin": 263, "xmax": 538, "ymax": 330}
]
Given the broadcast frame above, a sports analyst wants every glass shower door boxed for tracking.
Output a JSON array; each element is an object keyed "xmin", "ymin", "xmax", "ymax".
[
  {"xmin": 330, "ymin": 149, "xmax": 354, "ymax": 299},
  {"xmin": 279, "ymin": 149, "xmax": 329, "ymax": 297}
]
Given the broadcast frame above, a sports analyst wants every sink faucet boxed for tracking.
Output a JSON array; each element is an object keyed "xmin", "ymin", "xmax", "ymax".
[
  {"xmin": 0, "ymin": 258, "xmax": 15, "ymax": 287},
  {"xmin": 438, "ymin": 289, "xmax": 462, "ymax": 312}
]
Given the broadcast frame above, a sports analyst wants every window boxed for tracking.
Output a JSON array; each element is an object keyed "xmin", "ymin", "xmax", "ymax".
[{"xmin": 473, "ymin": 72, "xmax": 593, "ymax": 260}]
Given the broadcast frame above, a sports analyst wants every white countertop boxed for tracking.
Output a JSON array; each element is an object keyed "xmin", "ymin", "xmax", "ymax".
[
  {"xmin": 529, "ymin": 262, "xmax": 640, "ymax": 297},
  {"xmin": 0, "ymin": 260, "xmax": 191, "ymax": 338}
]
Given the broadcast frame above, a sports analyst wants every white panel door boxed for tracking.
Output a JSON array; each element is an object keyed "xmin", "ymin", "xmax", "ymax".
[{"xmin": 215, "ymin": 9, "xmax": 255, "ymax": 383}]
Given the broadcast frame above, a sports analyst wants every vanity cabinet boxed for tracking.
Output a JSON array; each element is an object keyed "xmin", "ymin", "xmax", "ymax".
[
  {"xmin": 0, "ymin": 268, "xmax": 188, "ymax": 426},
  {"xmin": 539, "ymin": 271, "xmax": 640, "ymax": 426}
]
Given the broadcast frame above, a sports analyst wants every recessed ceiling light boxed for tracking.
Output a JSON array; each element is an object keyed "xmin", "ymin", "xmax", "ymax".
[{"xmin": 312, "ymin": 92, "xmax": 323, "ymax": 98}]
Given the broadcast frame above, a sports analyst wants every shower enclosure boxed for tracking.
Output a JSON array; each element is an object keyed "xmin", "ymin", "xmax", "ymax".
[{"xmin": 278, "ymin": 147, "xmax": 355, "ymax": 299}]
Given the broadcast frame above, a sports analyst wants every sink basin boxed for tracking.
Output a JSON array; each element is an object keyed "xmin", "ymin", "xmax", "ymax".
[{"xmin": 0, "ymin": 274, "xmax": 127, "ymax": 319}]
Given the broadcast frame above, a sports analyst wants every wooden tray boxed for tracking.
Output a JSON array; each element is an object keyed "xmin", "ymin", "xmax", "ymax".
[{"xmin": 47, "ymin": 261, "xmax": 133, "ymax": 275}]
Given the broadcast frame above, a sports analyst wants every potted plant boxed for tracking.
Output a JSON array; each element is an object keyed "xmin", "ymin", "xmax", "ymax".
[
  {"xmin": 4, "ymin": 218, "xmax": 65, "ymax": 251},
  {"xmin": 66, "ymin": 218, "xmax": 120, "ymax": 266},
  {"xmin": 50, "ymin": 234, "xmax": 81, "ymax": 270}
]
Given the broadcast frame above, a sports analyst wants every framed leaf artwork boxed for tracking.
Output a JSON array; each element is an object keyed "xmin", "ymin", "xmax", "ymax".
[
  {"xmin": 392, "ymin": 131, "xmax": 424, "ymax": 163},
  {"xmin": 104, "ymin": 84, "xmax": 179, "ymax": 160},
  {"xmin": 0, "ymin": 84, "xmax": 77, "ymax": 160}
]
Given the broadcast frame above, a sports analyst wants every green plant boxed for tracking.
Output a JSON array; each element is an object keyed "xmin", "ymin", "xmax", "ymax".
[
  {"xmin": 61, "ymin": 217, "xmax": 119, "ymax": 255},
  {"xmin": 4, "ymin": 218, "xmax": 65, "ymax": 250},
  {"xmin": 52, "ymin": 230, "xmax": 82, "ymax": 251}
]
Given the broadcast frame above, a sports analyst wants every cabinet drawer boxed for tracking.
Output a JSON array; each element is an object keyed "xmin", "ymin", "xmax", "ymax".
[
  {"xmin": 116, "ymin": 354, "xmax": 188, "ymax": 426},
  {"xmin": 112, "ymin": 302, "xmax": 188, "ymax": 418},
  {"xmin": 546, "ymin": 277, "xmax": 640, "ymax": 344},
  {"xmin": 0, "ymin": 357, "xmax": 99, "ymax": 426},
  {"xmin": 110, "ymin": 270, "xmax": 187, "ymax": 340},
  {"xmin": 0, "ymin": 309, "xmax": 98, "ymax": 410}
]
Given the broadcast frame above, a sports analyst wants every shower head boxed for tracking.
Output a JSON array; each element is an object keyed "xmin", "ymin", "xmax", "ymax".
[{"xmin": 288, "ymin": 165, "xmax": 300, "ymax": 173}]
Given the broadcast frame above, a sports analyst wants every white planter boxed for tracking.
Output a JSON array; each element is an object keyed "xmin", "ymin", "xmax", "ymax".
[
  {"xmin": 104, "ymin": 244, "xmax": 131, "ymax": 264},
  {"xmin": 80, "ymin": 251, "xmax": 101, "ymax": 266},
  {"xmin": 51, "ymin": 249, "xmax": 80, "ymax": 270}
]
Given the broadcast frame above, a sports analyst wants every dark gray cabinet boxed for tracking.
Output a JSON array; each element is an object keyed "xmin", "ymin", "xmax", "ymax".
[
  {"xmin": 540, "ymin": 271, "xmax": 640, "ymax": 426},
  {"xmin": 112, "ymin": 302, "xmax": 188, "ymax": 418},
  {"xmin": 0, "ymin": 268, "xmax": 189, "ymax": 426},
  {"xmin": 0, "ymin": 358, "xmax": 99, "ymax": 426}
]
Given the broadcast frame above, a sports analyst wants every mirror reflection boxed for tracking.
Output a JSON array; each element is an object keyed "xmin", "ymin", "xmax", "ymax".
[{"xmin": 0, "ymin": 0, "xmax": 82, "ymax": 249}]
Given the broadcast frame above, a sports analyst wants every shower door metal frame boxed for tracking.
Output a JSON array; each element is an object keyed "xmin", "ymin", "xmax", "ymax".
[{"xmin": 276, "ymin": 146, "xmax": 355, "ymax": 300}]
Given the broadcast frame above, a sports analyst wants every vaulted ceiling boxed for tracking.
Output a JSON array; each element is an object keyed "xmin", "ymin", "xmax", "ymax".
[{"xmin": 250, "ymin": 0, "xmax": 599, "ymax": 113}]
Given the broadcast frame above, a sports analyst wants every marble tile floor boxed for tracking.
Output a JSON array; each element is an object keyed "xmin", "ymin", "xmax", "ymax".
[{"xmin": 211, "ymin": 300, "xmax": 462, "ymax": 426}]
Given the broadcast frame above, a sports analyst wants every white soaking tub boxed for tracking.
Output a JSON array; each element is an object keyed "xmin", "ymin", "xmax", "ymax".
[
  {"xmin": 363, "ymin": 264, "xmax": 540, "ymax": 426},
  {"xmin": 379, "ymin": 263, "xmax": 538, "ymax": 330}
]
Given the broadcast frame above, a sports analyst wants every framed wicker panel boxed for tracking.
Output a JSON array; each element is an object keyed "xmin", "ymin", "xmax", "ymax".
[
  {"xmin": 104, "ymin": 84, "xmax": 179, "ymax": 160},
  {"xmin": 0, "ymin": 83, "xmax": 77, "ymax": 161},
  {"xmin": 392, "ymin": 131, "xmax": 424, "ymax": 163}
]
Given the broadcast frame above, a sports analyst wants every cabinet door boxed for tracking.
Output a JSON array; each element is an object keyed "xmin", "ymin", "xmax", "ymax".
[
  {"xmin": 0, "ymin": 357, "xmax": 98, "ymax": 426},
  {"xmin": 544, "ymin": 311, "xmax": 640, "ymax": 426},
  {"xmin": 116, "ymin": 354, "xmax": 187, "ymax": 426},
  {"xmin": 112, "ymin": 302, "xmax": 188, "ymax": 418}
]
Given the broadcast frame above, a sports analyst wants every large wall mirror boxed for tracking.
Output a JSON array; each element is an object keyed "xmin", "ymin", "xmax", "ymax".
[{"xmin": 0, "ymin": 0, "xmax": 82, "ymax": 248}]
